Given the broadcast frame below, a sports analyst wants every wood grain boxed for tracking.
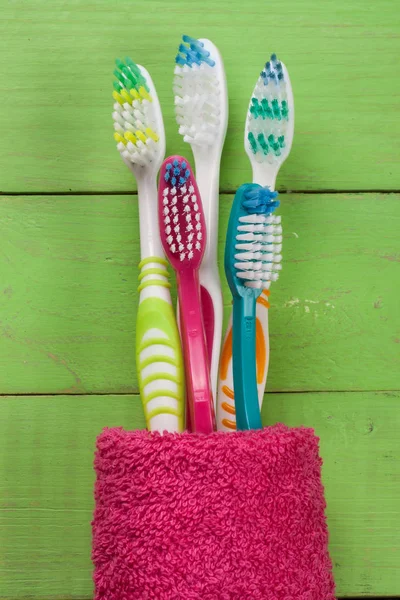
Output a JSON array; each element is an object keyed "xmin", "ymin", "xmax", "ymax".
[
  {"xmin": 0, "ymin": 392, "xmax": 398, "ymax": 598},
  {"xmin": 0, "ymin": 0, "xmax": 399, "ymax": 193},
  {"xmin": 1, "ymin": 193, "xmax": 399, "ymax": 395},
  {"xmin": 1, "ymin": 2, "xmax": 399, "ymax": 597}
]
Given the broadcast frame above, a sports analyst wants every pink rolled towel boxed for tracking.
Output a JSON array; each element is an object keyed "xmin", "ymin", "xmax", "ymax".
[{"xmin": 92, "ymin": 425, "xmax": 335, "ymax": 600}]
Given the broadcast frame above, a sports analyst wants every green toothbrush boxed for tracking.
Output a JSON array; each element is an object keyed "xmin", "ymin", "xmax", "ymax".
[{"xmin": 112, "ymin": 58, "xmax": 185, "ymax": 432}]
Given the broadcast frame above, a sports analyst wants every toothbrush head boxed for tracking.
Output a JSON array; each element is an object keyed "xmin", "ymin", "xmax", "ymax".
[
  {"xmin": 225, "ymin": 184, "xmax": 283, "ymax": 299},
  {"xmin": 112, "ymin": 58, "xmax": 165, "ymax": 173},
  {"xmin": 158, "ymin": 156, "xmax": 206, "ymax": 271},
  {"xmin": 174, "ymin": 36, "xmax": 228, "ymax": 150},
  {"xmin": 245, "ymin": 53, "xmax": 294, "ymax": 171}
]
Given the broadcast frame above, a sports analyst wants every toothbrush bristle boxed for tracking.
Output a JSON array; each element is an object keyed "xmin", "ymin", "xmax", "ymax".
[
  {"xmin": 234, "ymin": 187, "xmax": 282, "ymax": 289},
  {"xmin": 174, "ymin": 35, "xmax": 221, "ymax": 147},
  {"xmin": 159, "ymin": 156, "xmax": 206, "ymax": 268},
  {"xmin": 246, "ymin": 53, "xmax": 292, "ymax": 165},
  {"xmin": 112, "ymin": 58, "xmax": 161, "ymax": 167},
  {"xmin": 175, "ymin": 35, "xmax": 215, "ymax": 68}
]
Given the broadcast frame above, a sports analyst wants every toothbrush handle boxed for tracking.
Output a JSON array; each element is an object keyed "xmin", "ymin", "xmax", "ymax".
[
  {"xmin": 217, "ymin": 291, "xmax": 270, "ymax": 431},
  {"xmin": 231, "ymin": 295, "xmax": 262, "ymax": 431},
  {"xmin": 198, "ymin": 274, "xmax": 223, "ymax": 404},
  {"xmin": 136, "ymin": 258, "xmax": 185, "ymax": 432},
  {"xmin": 178, "ymin": 269, "xmax": 215, "ymax": 434},
  {"xmin": 195, "ymin": 156, "xmax": 224, "ymax": 408}
]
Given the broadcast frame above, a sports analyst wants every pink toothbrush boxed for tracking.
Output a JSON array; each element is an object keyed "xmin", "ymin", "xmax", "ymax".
[{"xmin": 158, "ymin": 156, "xmax": 215, "ymax": 434}]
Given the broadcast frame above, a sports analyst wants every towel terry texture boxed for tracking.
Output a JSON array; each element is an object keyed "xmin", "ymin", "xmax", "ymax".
[{"xmin": 92, "ymin": 425, "xmax": 335, "ymax": 600}]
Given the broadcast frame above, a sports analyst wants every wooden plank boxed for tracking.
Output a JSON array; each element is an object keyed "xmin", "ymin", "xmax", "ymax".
[
  {"xmin": 1, "ymin": 193, "xmax": 399, "ymax": 395},
  {"xmin": 0, "ymin": 392, "xmax": 398, "ymax": 598},
  {"xmin": 0, "ymin": 0, "xmax": 399, "ymax": 193},
  {"xmin": 264, "ymin": 391, "xmax": 400, "ymax": 599}
]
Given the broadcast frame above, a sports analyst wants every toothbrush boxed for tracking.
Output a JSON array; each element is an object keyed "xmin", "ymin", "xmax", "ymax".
[
  {"xmin": 224, "ymin": 184, "xmax": 282, "ymax": 430},
  {"xmin": 217, "ymin": 53, "xmax": 294, "ymax": 431},
  {"xmin": 158, "ymin": 155, "xmax": 215, "ymax": 435},
  {"xmin": 112, "ymin": 58, "xmax": 185, "ymax": 433},
  {"xmin": 174, "ymin": 35, "xmax": 228, "ymax": 407}
]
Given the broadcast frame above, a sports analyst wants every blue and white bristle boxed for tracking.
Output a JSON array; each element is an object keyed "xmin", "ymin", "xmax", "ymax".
[
  {"xmin": 175, "ymin": 35, "xmax": 215, "ymax": 68},
  {"xmin": 242, "ymin": 186, "xmax": 280, "ymax": 214},
  {"xmin": 235, "ymin": 187, "xmax": 283, "ymax": 288},
  {"xmin": 174, "ymin": 35, "xmax": 220, "ymax": 146},
  {"xmin": 164, "ymin": 158, "xmax": 190, "ymax": 187}
]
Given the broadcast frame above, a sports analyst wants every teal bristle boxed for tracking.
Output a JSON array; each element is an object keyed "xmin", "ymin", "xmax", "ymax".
[
  {"xmin": 250, "ymin": 97, "xmax": 259, "ymax": 117},
  {"xmin": 257, "ymin": 133, "xmax": 269, "ymax": 155},
  {"xmin": 267, "ymin": 134, "xmax": 281, "ymax": 156},
  {"xmin": 248, "ymin": 132, "xmax": 258, "ymax": 154},
  {"xmin": 249, "ymin": 97, "xmax": 287, "ymax": 122},
  {"xmin": 261, "ymin": 98, "xmax": 273, "ymax": 119},
  {"xmin": 247, "ymin": 131, "xmax": 283, "ymax": 156},
  {"xmin": 251, "ymin": 97, "xmax": 284, "ymax": 120},
  {"xmin": 272, "ymin": 99, "xmax": 281, "ymax": 120}
]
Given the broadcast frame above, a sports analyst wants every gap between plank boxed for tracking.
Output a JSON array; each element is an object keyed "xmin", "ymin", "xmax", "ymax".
[
  {"xmin": 0, "ymin": 389, "xmax": 398, "ymax": 398},
  {"xmin": 1, "ymin": 189, "xmax": 400, "ymax": 197}
]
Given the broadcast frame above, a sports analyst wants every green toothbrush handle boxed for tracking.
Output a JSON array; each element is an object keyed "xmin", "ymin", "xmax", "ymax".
[
  {"xmin": 136, "ymin": 258, "xmax": 185, "ymax": 432},
  {"xmin": 232, "ymin": 294, "xmax": 262, "ymax": 431}
]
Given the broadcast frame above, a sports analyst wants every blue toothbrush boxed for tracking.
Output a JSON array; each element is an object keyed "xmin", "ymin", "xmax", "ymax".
[{"xmin": 224, "ymin": 184, "xmax": 282, "ymax": 430}]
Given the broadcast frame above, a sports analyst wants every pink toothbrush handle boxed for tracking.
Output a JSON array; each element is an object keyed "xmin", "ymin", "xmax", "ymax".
[
  {"xmin": 178, "ymin": 270, "xmax": 215, "ymax": 434},
  {"xmin": 184, "ymin": 287, "xmax": 212, "ymax": 432},
  {"xmin": 200, "ymin": 286, "xmax": 214, "ymax": 369}
]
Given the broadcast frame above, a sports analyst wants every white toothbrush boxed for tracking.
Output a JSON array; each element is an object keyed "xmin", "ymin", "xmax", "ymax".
[
  {"xmin": 112, "ymin": 58, "xmax": 185, "ymax": 433},
  {"xmin": 174, "ymin": 35, "xmax": 228, "ymax": 407},
  {"xmin": 217, "ymin": 53, "xmax": 294, "ymax": 431}
]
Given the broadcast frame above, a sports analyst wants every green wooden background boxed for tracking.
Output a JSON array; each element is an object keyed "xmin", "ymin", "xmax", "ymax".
[{"xmin": 1, "ymin": 1, "xmax": 399, "ymax": 598}]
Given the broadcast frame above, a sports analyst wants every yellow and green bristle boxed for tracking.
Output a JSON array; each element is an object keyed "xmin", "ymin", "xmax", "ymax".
[
  {"xmin": 112, "ymin": 58, "xmax": 159, "ymax": 162},
  {"xmin": 247, "ymin": 53, "xmax": 290, "ymax": 162}
]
